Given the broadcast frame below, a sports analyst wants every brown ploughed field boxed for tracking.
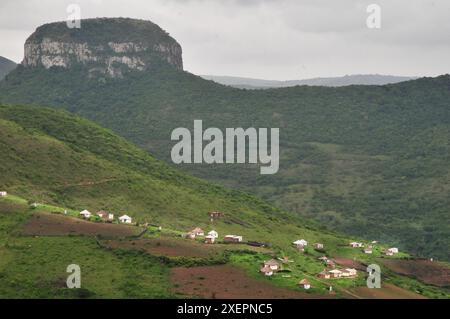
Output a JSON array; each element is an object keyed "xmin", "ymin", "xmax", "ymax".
[
  {"xmin": 22, "ymin": 213, "xmax": 141, "ymax": 237},
  {"xmin": 171, "ymin": 265, "xmax": 331, "ymax": 299},
  {"xmin": 352, "ymin": 283, "xmax": 427, "ymax": 299},
  {"xmin": 380, "ymin": 258, "xmax": 450, "ymax": 287}
]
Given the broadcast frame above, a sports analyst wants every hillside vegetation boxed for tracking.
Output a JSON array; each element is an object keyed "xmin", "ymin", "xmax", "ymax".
[
  {"xmin": 0, "ymin": 104, "xmax": 448, "ymax": 298},
  {"xmin": 0, "ymin": 56, "xmax": 16, "ymax": 80},
  {"xmin": 1, "ymin": 64, "xmax": 449, "ymax": 260}
]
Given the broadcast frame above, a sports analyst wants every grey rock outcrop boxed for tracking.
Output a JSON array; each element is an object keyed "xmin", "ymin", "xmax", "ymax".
[{"xmin": 22, "ymin": 18, "xmax": 183, "ymax": 78}]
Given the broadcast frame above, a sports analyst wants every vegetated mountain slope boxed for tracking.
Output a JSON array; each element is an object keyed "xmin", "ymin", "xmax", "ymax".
[
  {"xmin": 1, "ymin": 104, "xmax": 449, "ymax": 299},
  {"xmin": 1, "ymin": 65, "xmax": 449, "ymax": 261},
  {"xmin": 0, "ymin": 56, "xmax": 17, "ymax": 80},
  {"xmin": 200, "ymin": 74, "xmax": 417, "ymax": 89},
  {"xmin": 0, "ymin": 103, "xmax": 329, "ymax": 240}
]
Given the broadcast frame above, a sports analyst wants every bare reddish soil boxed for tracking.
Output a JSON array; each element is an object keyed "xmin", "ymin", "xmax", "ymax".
[
  {"xmin": 22, "ymin": 213, "xmax": 141, "ymax": 237},
  {"xmin": 171, "ymin": 265, "xmax": 331, "ymax": 299},
  {"xmin": 352, "ymin": 283, "xmax": 427, "ymax": 299},
  {"xmin": 104, "ymin": 238, "xmax": 214, "ymax": 258},
  {"xmin": 103, "ymin": 237, "xmax": 271, "ymax": 258},
  {"xmin": 0, "ymin": 200, "xmax": 25, "ymax": 213},
  {"xmin": 332, "ymin": 257, "xmax": 366, "ymax": 271},
  {"xmin": 380, "ymin": 258, "xmax": 450, "ymax": 287}
]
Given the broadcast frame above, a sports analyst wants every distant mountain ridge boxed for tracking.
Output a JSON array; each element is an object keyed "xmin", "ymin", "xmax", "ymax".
[
  {"xmin": 201, "ymin": 74, "xmax": 418, "ymax": 88},
  {"xmin": 0, "ymin": 56, "xmax": 17, "ymax": 80}
]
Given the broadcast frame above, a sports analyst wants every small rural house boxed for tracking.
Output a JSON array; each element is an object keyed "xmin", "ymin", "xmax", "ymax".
[
  {"xmin": 299, "ymin": 279, "xmax": 311, "ymax": 290},
  {"xmin": 314, "ymin": 243, "xmax": 324, "ymax": 250},
  {"xmin": 260, "ymin": 266, "xmax": 273, "ymax": 277},
  {"xmin": 224, "ymin": 235, "xmax": 243, "ymax": 243},
  {"xmin": 387, "ymin": 247, "xmax": 399, "ymax": 254},
  {"xmin": 97, "ymin": 211, "xmax": 114, "ymax": 221},
  {"xmin": 191, "ymin": 227, "xmax": 205, "ymax": 236},
  {"xmin": 119, "ymin": 215, "xmax": 132, "ymax": 224},
  {"xmin": 364, "ymin": 247, "xmax": 373, "ymax": 254},
  {"xmin": 264, "ymin": 259, "xmax": 281, "ymax": 271},
  {"xmin": 185, "ymin": 232, "xmax": 197, "ymax": 239},
  {"xmin": 208, "ymin": 230, "xmax": 219, "ymax": 238},
  {"xmin": 318, "ymin": 256, "xmax": 329, "ymax": 262},
  {"xmin": 341, "ymin": 268, "xmax": 357, "ymax": 278},
  {"xmin": 349, "ymin": 242, "xmax": 364, "ymax": 248},
  {"xmin": 318, "ymin": 270, "xmax": 331, "ymax": 279},
  {"xmin": 79, "ymin": 210, "xmax": 92, "ymax": 219},
  {"xmin": 328, "ymin": 269, "xmax": 343, "ymax": 278},
  {"xmin": 209, "ymin": 211, "xmax": 224, "ymax": 219},
  {"xmin": 205, "ymin": 235, "xmax": 215, "ymax": 244},
  {"xmin": 326, "ymin": 260, "xmax": 336, "ymax": 268},
  {"xmin": 293, "ymin": 239, "xmax": 308, "ymax": 247},
  {"xmin": 0, "ymin": 191, "xmax": 7, "ymax": 197}
]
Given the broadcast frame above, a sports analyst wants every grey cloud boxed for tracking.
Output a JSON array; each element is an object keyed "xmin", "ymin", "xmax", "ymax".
[{"xmin": 0, "ymin": 0, "xmax": 449, "ymax": 79}]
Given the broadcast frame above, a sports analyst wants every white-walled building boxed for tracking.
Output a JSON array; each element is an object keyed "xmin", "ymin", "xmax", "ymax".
[
  {"xmin": 119, "ymin": 215, "xmax": 132, "ymax": 224},
  {"xmin": 79, "ymin": 210, "xmax": 92, "ymax": 218},
  {"xmin": 208, "ymin": 230, "xmax": 219, "ymax": 238},
  {"xmin": 293, "ymin": 239, "xmax": 308, "ymax": 247},
  {"xmin": 224, "ymin": 235, "xmax": 243, "ymax": 243}
]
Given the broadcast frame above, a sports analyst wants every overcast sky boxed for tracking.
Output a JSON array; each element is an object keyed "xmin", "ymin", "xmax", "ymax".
[{"xmin": 0, "ymin": 0, "xmax": 449, "ymax": 80}]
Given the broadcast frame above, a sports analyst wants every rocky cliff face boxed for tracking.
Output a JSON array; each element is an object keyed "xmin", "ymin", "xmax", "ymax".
[{"xmin": 22, "ymin": 18, "xmax": 183, "ymax": 78}]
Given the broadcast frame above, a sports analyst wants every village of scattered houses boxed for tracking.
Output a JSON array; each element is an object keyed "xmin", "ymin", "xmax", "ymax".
[{"xmin": 1, "ymin": 192, "xmax": 402, "ymax": 291}]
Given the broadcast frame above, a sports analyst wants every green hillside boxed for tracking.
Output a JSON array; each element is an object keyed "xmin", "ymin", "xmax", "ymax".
[
  {"xmin": 1, "ymin": 104, "xmax": 448, "ymax": 299},
  {"xmin": 0, "ymin": 103, "xmax": 300, "ymax": 233},
  {"xmin": 1, "ymin": 63, "xmax": 449, "ymax": 261},
  {"xmin": 0, "ymin": 56, "xmax": 16, "ymax": 80}
]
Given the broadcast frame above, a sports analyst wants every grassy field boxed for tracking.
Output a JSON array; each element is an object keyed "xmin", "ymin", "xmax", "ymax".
[
  {"xmin": 1, "ymin": 194, "xmax": 448, "ymax": 299},
  {"xmin": 1, "ymin": 59, "xmax": 449, "ymax": 261},
  {"xmin": 0, "ymin": 105, "xmax": 448, "ymax": 299}
]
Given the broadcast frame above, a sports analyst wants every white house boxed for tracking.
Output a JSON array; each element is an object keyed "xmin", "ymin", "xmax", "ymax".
[
  {"xmin": 314, "ymin": 243, "xmax": 324, "ymax": 250},
  {"xmin": 208, "ymin": 230, "xmax": 219, "ymax": 239},
  {"xmin": 299, "ymin": 279, "xmax": 311, "ymax": 290},
  {"xmin": 119, "ymin": 215, "xmax": 132, "ymax": 224},
  {"xmin": 0, "ymin": 191, "xmax": 7, "ymax": 197},
  {"xmin": 260, "ymin": 266, "xmax": 273, "ymax": 277},
  {"xmin": 185, "ymin": 232, "xmax": 196, "ymax": 239},
  {"xmin": 387, "ymin": 247, "xmax": 399, "ymax": 254},
  {"xmin": 79, "ymin": 210, "xmax": 92, "ymax": 219},
  {"xmin": 349, "ymin": 242, "xmax": 364, "ymax": 248},
  {"xmin": 341, "ymin": 268, "xmax": 358, "ymax": 277},
  {"xmin": 205, "ymin": 235, "xmax": 215, "ymax": 244},
  {"xmin": 191, "ymin": 227, "xmax": 205, "ymax": 236},
  {"xmin": 328, "ymin": 269, "xmax": 343, "ymax": 278},
  {"xmin": 364, "ymin": 247, "xmax": 373, "ymax": 254},
  {"xmin": 224, "ymin": 235, "xmax": 243, "ymax": 243},
  {"xmin": 264, "ymin": 259, "xmax": 281, "ymax": 271},
  {"xmin": 97, "ymin": 211, "xmax": 114, "ymax": 221},
  {"xmin": 293, "ymin": 239, "xmax": 308, "ymax": 247}
]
